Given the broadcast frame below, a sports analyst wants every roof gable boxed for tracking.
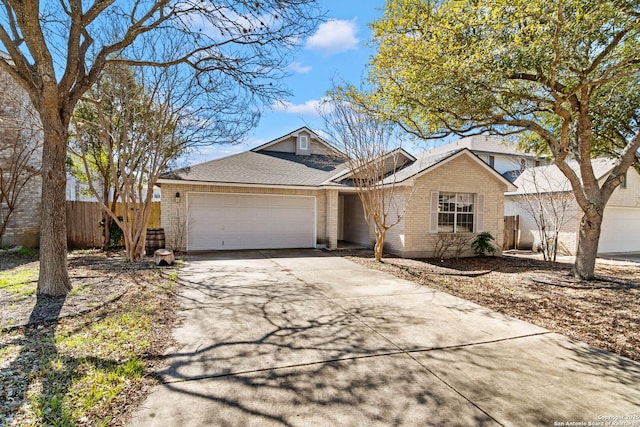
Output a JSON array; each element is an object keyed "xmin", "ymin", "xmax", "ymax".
[
  {"xmin": 383, "ymin": 148, "xmax": 517, "ymax": 191},
  {"xmin": 251, "ymin": 127, "xmax": 342, "ymax": 156},
  {"xmin": 328, "ymin": 148, "xmax": 416, "ymax": 183}
]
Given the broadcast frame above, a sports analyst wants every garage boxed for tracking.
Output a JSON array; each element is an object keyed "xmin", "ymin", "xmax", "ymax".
[
  {"xmin": 598, "ymin": 207, "xmax": 640, "ymax": 254},
  {"xmin": 187, "ymin": 192, "xmax": 316, "ymax": 251}
]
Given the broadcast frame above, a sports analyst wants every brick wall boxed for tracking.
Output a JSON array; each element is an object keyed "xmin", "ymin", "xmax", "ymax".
[
  {"xmin": 0, "ymin": 71, "xmax": 43, "ymax": 248},
  {"xmin": 386, "ymin": 154, "xmax": 509, "ymax": 258}
]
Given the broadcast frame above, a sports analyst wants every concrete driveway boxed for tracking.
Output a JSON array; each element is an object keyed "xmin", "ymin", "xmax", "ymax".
[{"xmin": 130, "ymin": 249, "xmax": 640, "ymax": 426}]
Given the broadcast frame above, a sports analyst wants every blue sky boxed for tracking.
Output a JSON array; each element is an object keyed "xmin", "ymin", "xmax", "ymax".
[{"xmin": 189, "ymin": 0, "xmax": 386, "ymax": 163}]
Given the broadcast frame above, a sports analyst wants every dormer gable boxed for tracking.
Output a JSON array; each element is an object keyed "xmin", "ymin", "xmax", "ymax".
[
  {"xmin": 251, "ymin": 127, "xmax": 342, "ymax": 157},
  {"xmin": 296, "ymin": 131, "xmax": 310, "ymax": 155}
]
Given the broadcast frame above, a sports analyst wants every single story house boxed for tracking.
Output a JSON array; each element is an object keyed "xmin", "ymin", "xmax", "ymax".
[
  {"xmin": 505, "ymin": 159, "xmax": 640, "ymax": 255},
  {"xmin": 158, "ymin": 127, "xmax": 516, "ymax": 257}
]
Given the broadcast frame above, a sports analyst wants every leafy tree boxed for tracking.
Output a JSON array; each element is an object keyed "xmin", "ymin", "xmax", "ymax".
[
  {"xmin": 0, "ymin": 0, "xmax": 322, "ymax": 295},
  {"xmin": 365, "ymin": 0, "xmax": 640, "ymax": 279},
  {"xmin": 71, "ymin": 63, "xmax": 238, "ymax": 262}
]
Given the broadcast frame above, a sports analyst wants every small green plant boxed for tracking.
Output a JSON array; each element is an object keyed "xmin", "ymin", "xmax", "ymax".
[
  {"xmin": 16, "ymin": 247, "xmax": 38, "ymax": 257},
  {"xmin": 472, "ymin": 232, "xmax": 496, "ymax": 257},
  {"xmin": 100, "ymin": 217, "xmax": 124, "ymax": 249}
]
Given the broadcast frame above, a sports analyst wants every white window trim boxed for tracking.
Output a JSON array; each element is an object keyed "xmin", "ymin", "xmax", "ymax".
[
  {"xmin": 430, "ymin": 191, "xmax": 483, "ymax": 234},
  {"xmin": 298, "ymin": 135, "xmax": 309, "ymax": 150}
]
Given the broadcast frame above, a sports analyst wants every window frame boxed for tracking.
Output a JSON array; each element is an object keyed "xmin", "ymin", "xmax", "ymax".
[
  {"xmin": 437, "ymin": 192, "xmax": 475, "ymax": 234},
  {"xmin": 298, "ymin": 135, "xmax": 309, "ymax": 151}
]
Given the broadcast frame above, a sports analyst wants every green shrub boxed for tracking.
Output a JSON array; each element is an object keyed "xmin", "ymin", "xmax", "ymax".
[
  {"xmin": 472, "ymin": 232, "xmax": 496, "ymax": 257},
  {"xmin": 16, "ymin": 247, "xmax": 38, "ymax": 257}
]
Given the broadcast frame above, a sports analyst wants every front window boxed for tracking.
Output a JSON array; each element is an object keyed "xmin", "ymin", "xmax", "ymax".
[{"xmin": 438, "ymin": 192, "xmax": 474, "ymax": 233}]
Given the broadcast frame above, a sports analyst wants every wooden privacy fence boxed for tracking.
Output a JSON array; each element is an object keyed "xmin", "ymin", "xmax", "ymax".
[
  {"xmin": 503, "ymin": 215, "xmax": 519, "ymax": 250},
  {"xmin": 66, "ymin": 201, "xmax": 161, "ymax": 249}
]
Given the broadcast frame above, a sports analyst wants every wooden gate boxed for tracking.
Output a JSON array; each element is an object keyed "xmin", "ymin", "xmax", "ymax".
[{"xmin": 503, "ymin": 215, "xmax": 519, "ymax": 250}]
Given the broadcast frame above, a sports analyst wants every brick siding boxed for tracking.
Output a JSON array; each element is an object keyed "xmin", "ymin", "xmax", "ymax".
[
  {"xmin": 386, "ymin": 155, "xmax": 509, "ymax": 258},
  {"xmin": 0, "ymin": 71, "xmax": 43, "ymax": 248}
]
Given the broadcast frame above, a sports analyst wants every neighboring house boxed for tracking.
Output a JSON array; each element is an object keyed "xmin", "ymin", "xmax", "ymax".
[
  {"xmin": 505, "ymin": 159, "xmax": 640, "ymax": 254},
  {"xmin": 425, "ymin": 135, "xmax": 549, "ymax": 181},
  {"xmin": 0, "ymin": 69, "xmax": 42, "ymax": 248},
  {"xmin": 158, "ymin": 127, "xmax": 516, "ymax": 257},
  {"xmin": 66, "ymin": 175, "xmax": 161, "ymax": 202}
]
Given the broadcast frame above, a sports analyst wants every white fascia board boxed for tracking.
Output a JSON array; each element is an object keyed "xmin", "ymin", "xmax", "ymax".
[{"xmin": 157, "ymin": 178, "xmax": 349, "ymax": 192}]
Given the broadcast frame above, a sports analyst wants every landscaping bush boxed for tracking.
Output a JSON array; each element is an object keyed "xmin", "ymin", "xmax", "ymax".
[{"xmin": 472, "ymin": 232, "xmax": 496, "ymax": 257}]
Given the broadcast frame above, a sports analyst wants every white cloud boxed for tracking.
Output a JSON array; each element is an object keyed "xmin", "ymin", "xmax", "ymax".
[
  {"xmin": 287, "ymin": 61, "xmax": 312, "ymax": 74},
  {"xmin": 306, "ymin": 19, "xmax": 360, "ymax": 55},
  {"xmin": 272, "ymin": 99, "xmax": 324, "ymax": 116}
]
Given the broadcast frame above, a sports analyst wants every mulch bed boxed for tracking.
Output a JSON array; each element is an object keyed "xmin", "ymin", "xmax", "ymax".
[{"xmin": 348, "ymin": 253, "xmax": 640, "ymax": 362}]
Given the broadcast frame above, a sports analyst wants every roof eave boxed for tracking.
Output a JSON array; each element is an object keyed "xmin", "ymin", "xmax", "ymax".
[
  {"xmin": 250, "ymin": 126, "xmax": 344, "ymax": 156},
  {"xmin": 393, "ymin": 148, "xmax": 517, "ymax": 191},
  {"xmin": 156, "ymin": 177, "xmax": 349, "ymax": 191}
]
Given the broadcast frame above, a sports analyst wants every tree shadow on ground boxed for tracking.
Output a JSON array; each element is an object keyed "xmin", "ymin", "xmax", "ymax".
[
  {"xmin": 132, "ymin": 272, "xmax": 520, "ymax": 426},
  {"xmin": 0, "ymin": 294, "xmax": 140, "ymax": 425},
  {"xmin": 1, "ymin": 295, "xmax": 69, "ymax": 424},
  {"xmin": 0, "ymin": 253, "xmax": 38, "ymax": 271}
]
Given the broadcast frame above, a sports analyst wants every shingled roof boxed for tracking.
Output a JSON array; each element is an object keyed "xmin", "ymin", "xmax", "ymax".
[
  {"xmin": 381, "ymin": 148, "xmax": 516, "ymax": 190},
  {"xmin": 161, "ymin": 150, "xmax": 347, "ymax": 187},
  {"xmin": 160, "ymin": 128, "xmax": 516, "ymax": 190}
]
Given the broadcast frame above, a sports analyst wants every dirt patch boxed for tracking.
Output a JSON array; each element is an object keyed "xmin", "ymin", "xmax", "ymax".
[
  {"xmin": 0, "ymin": 252, "xmax": 161, "ymax": 330},
  {"xmin": 348, "ymin": 253, "xmax": 640, "ymax": 362},
  {"xmin": 0, "ymin": 250, "xmax": 180, "ymax": 426}
]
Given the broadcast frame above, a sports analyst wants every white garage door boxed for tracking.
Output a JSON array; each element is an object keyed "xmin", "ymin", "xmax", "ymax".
[
  {"xmin": 187, "ymin": 193, "xmax": 316, "ymax": 251},
  {"xmin": 598, "ymin": 207, "xmax": 640, "ymax": 253}
]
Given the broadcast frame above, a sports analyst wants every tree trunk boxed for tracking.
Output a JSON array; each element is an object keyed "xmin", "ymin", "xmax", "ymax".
[
  {"xmin": 572, "ymin": 208, "xmax": 603, "ymax": 280},
  {"xmin": 102, "ymin": 213, "xmax": 111, "ymax": 251},
  {"xmin": 129, "ymin": 229, "xmax": 146, "ymax": 262},
  {"xmin": 374, "ymin": 230, "xmax": 385, "ymax": 262},
  {"xmin": 37, "ymin": 124, "xmax": 71, "ymax": 296}
]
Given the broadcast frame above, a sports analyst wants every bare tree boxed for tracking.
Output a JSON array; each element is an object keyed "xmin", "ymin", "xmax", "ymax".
[
  {"xmin": 0, "ymin": 0, "xmax": 322, "ymax": 295},
  {"xmin": 71, "ymin": 63, "xmax": 224, "ymax": 262},
  {"xmin": 513, "ymin": 165, "xmax": 578, "ymax": 262},
  {"xmin": 320, "ymin": 95, "xmax": 411, "ymax": 262},
  {"xmin": 0, "ymin": 73, "xmax": 41, "ymax": 245}
]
